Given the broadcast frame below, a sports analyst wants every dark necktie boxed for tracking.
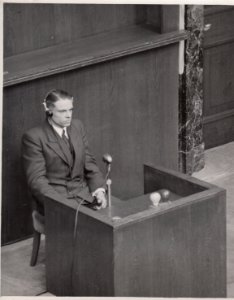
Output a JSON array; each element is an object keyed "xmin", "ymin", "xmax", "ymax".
[
  {"xmin": 61, "ymin": 129, "xmax": 74, "ymax": 167},
  {"xmin": 62, "ymin": 129, "xmax": 72, "ymax": 152}
]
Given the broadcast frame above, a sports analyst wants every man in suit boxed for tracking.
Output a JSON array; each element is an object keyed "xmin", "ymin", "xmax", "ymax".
[{"xmin": 22, "ymin": 89, "xmax": 107, "ymax": 213}]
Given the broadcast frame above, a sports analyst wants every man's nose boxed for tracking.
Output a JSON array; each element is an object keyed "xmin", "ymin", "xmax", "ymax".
[{"xmin": 65, "ymin": 111, "xmax": 72, "ymax": 118}]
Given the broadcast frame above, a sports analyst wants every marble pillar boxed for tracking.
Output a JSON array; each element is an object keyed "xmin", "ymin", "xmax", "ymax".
[{"xmin": 179, "ymin": 5, "xmax": 205, "ymax": 174}]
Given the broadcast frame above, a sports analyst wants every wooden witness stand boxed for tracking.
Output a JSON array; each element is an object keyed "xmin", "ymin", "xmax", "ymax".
[
  {"xmin": 3, "ymin": 5, "xmax": 187, "ymax": 244},
  {"xmin": 45, "ymin": 165, "xmax": 226, "ymax": 297}
]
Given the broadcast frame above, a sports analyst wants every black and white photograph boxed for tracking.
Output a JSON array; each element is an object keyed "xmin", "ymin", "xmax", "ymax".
[{"xmin": 1, "ymin": 1, "xmax": 234, "ymax": 297}]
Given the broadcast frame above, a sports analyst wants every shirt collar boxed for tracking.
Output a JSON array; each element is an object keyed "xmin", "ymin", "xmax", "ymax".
[{"xmin": 48, "ymin": 118, "xmax": 68, "ymax": 138}]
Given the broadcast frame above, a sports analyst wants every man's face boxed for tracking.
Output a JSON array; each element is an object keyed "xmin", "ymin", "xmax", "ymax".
[{"xmin": 50, "ymin": 99, "xmax": 74, "ymax": 128}]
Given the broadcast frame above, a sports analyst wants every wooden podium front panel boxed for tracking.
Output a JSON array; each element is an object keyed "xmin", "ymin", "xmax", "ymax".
[
  {"xmin": 114, "ymin": 191, "xmax": 226, "ymax": 297},
  {"xmin": 45, "ymin": 197, "xmax": 115, "ymax": 296},
  {"xmin": 45, "ymin": 200, "xmax": 75, "ymax": 296}
]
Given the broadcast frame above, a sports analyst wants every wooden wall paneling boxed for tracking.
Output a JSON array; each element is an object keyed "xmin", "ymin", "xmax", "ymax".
[
  {"xmin": 203, "ymin": 6, "xmax": 234, "ymax": 148},
  {"xmin": 4, "ymin": 4, "xmax": 55, "ymax": 57},
  {"xmin": 204, "ymin": 42, "xmax": 234, "ymax": 116},
  {"xmin": 4, "ymin": 4, "xmax": 153, "ymax": 58},
  {"xmin": 53, "ymin": 4, "xmax": 148, "ymax": 44},
  {"xmin": 204, "ymin": 114, "xmax": 234, "ymax": 149},
  {"xmin": 204, "ymin": 5, "xmax": 233, "ymax": 15},
  {"xmin": 160, "ymin": 5, "xmax": 179, "ymax": 33},
  {"xmin": 2, "ymin": 84, "xmax": 47, "ymax": 244},
  {"xmin": 4, "ymin": 28, "xmax": 187, "ymax": 87},
  {"xmin": 145, "ymin": 5, "xmax": 161, "ymax": 29},
  {"xmin": 204, "ymin": 6, "xmax": 234, "ymax": 48}
]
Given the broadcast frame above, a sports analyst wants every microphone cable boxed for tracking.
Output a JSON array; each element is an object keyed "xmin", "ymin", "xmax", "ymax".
[
  {"xmin": 73, "ymin": 197, "xmax": 85, "ymax": 239},
  {"xmin": 70, "ymin": 196, "xmax": 100, "ymax": 294},
  {"xmin": 70, "ymin": 197, "xmax": 85, "ymax": 295}
]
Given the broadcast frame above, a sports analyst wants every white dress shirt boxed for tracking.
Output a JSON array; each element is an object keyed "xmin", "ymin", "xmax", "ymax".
[{"xmin": 50, "ymin": 122, "xmax": 69, "ymax": 139}]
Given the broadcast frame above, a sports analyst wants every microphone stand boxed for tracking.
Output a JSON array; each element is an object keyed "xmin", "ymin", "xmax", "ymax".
[
  {"xmin": 103, "ymin": 154, "xmax": 112, "ymax": 209},
  {"xmin": 105, "ymin": 163, "xmax": 112, "ymax": 208},
  {"xmin": 106, "ymin": 178, "xmax": 112, "ymax": 208},
  {"xmin": 103, "ymin": 154, "xmax": 112, "ymax": 211}
]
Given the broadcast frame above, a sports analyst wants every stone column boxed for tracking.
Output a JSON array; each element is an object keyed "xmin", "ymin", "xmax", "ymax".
[{"xmin": 179, "ymin": 5, "xmax": 205, "ymax": 174}]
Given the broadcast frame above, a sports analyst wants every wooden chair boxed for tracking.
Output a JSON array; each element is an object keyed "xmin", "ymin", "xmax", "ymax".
[{"xmin": 30, "ymin": 210, "xmax": 45, "ymax": 266}]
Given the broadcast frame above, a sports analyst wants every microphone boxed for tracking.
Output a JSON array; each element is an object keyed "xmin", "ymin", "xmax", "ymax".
[
  {"xmin": 103, "ymin": 153, "xmax": 112, "ymax": 180},
  {"xmin": 103, "ymin": 153, "xmax": 112, "ymax": 164}
]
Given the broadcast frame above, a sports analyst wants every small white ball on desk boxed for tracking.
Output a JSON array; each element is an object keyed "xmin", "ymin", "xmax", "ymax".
[
  {"xmin": 149, "ymin": 192, "xmax": 161, "ymax": 206},
  {"xmin": 158, "ymin": 189, "xmax": 171, "ymax": 201}
]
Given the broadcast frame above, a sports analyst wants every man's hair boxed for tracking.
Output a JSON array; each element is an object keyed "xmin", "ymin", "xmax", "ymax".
[{"xmin": 45, "ymin": 89, "xmax": 73, "ymax": 108}]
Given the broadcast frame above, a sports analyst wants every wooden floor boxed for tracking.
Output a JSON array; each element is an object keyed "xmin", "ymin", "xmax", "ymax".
[
  {"xmin": 1, "ymin": 141, "xmax": 234, "ymax": 296},
  {"xmin": 1, "ymin": 236, "xmax": 49, "ymax": 296}
]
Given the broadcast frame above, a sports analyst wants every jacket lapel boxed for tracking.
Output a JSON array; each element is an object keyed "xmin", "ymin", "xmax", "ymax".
[
  {"xmin": 68, "ymin": 122, "xmax": 83, "ymax": 172},
  {"xmin": 43, "ymin": 119, "xmax": 70, "ymax": 166}
]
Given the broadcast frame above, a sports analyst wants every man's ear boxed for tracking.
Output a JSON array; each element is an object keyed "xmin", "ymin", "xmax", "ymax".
[{"xmin": 46, "ymin": 111, "xmax": 53, "ymax": 117}]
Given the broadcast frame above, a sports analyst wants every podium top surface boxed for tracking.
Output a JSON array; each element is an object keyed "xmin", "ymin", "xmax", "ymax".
[
  {"xmin": 46, "ymin": 188, "xmax": 223, "ymax": 229},
  {"xmin": 45, "ymin": 165, "xmax": 225, "ymax": 229},
  {"xmin": 98, "ymin": 192, "xmax": 180, "ymax": 219}
]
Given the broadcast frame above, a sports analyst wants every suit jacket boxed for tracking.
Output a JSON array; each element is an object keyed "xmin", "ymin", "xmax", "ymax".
[{"xmin": 22, "ymin": 118, "xmax": 105, "ymax": 208}]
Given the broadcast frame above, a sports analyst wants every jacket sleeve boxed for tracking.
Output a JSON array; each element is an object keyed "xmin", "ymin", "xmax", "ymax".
[
  {"xmin": 79, "ymin": 122, "xmax": 105, "ymax": 192},
  {"xmin": 22, "ymin": 131, "xmax": 65, "ymax": 204}
]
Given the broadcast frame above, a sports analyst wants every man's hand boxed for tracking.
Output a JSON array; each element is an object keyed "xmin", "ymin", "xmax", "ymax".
[{"xmin": 95, "ymin": 190, "xmax": 107, "ymax": 209}]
